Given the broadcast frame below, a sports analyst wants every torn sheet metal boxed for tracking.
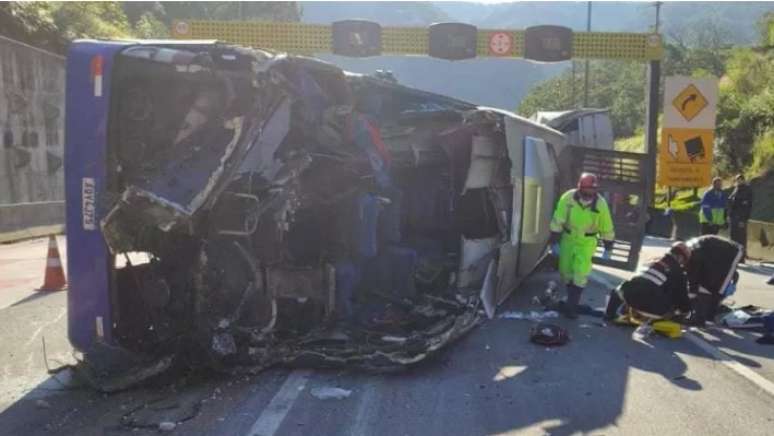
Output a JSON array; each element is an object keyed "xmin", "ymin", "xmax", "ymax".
[
  {"xmin": 458, "ymin": 236, "xmax": 498, "ymax": 288},
  {"xmin": 464, "ymin": 135, "xmax": 505, "ymax": 190},
  {"xmin": 480, "ymin": 259, "xmax": 497, "ymax": 319}
]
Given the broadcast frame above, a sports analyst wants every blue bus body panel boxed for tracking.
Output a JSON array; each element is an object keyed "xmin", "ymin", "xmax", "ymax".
[{"xmin": 65, "ymin": 41, "xmax": 129, "ymax": 351}]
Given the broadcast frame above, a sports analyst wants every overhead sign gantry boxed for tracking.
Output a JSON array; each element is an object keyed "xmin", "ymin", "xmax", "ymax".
[{"xmin": 170, "ymin": 20, "xmax": 662, "ymax": 61}]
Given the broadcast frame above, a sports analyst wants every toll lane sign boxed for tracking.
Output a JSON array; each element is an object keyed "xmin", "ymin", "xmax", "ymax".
[
  {"xmin": 658, "ymin": 128, "xmax": 713, "ymax": 187},
  {"xmin": 659, "ymin": 76, "xmax": 718, "ymax": 188}
]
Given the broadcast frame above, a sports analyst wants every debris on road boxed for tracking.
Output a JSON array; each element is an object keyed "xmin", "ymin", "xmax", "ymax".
[
  {"xmin": 500, "ymin": 310, "xmax": 560, "ymax": 321},
  {"xmin": 310, "ymin": 387, "xmax": 353, "ymax": 400},
  {"xmin": 159, "ymin": 421, "xmax": 177, "ymax": 432},
  {"xmin": 633, "ymin": 323, "xmax": 654, "ymax": 340},
  {"xmin": 120, "ymin": 395, "xmax": 202, "ymax": 430},
  {"xmin": 35, "ymin": 399, "xmax": 51, "ymax": 409},
  {"xmin": 719, "ymin": 305, "xmax": 773, "ymax": 329},
  {"xmin": 529, "ymin": 323, "xmax": 570, "ymax": 346}
]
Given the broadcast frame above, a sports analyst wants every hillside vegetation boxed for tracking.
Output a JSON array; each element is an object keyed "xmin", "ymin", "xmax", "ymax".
[{"xmin": 0, "ymin": 2, "xmax": 301, "ymax": 54}]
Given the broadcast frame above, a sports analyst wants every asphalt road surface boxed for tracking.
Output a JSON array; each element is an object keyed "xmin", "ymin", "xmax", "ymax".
[{"xmin": 1, "ymin": 236, "xmax": 773, "ymax": 436}]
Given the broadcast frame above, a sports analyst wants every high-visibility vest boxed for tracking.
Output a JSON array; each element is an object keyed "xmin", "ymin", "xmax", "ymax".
[
  {"xmin": 550, "ymin": 189, "xmax": 615, "ymax": 241},
  {"xmin": 699, "ymin": 189, "xmax": 727, "ymax": 225}
]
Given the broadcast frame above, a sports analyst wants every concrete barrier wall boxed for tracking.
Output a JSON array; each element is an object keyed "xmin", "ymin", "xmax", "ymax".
[
  {"xmin": 645, "ymin": 208, "xmax": 701, "ymax": 241},
  {"xmin": 747, "ymin": 220, "xmax": 774, "ymax": 263},
  {"xmin": 647, "ymin": 209, "xmax": 774, "ymax": 262},
  {"xmin": 0, "ymin": 201, "xmax": 64, "ymax": 242},
  {"xmin": 0, "ymin": 35, "xmax": 65, "ymax": 205},
  {"xmin": 0, "ymin": 36, "xmax": 65, "ymax": 240}
]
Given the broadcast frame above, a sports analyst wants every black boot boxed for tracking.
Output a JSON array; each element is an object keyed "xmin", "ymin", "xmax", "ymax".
[
  {"xmin": 564, "ymin": 285, "xmax": 582, "ymax": 319},
  {"xmin": 604, "ymin": 289, "xmax": 624, "ymax": 320}
]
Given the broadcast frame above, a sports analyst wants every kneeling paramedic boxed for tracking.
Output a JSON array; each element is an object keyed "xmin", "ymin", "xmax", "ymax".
[
  {"xmin": 549, "ymin": 173, "xmax": 615, "ymax": 319},
  {"xmin": 684, "ymin": 235, "xmax": 743, "ymax": 325},
  {"xmin": 605, "ymin": 242, "xmax": 691, "ymax": 321}
]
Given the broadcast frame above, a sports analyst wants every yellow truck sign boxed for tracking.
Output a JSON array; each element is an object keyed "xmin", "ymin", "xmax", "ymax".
[{"xmin": 658, "ymin": 76, "xmax": 718, "ymax": 188}]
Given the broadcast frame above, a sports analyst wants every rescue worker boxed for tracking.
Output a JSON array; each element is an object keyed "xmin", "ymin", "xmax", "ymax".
[
  {"xmin": 727, "ymin": 174, "xmax": 753, "ymax": 262},
  {"xmin": 683, "ymin": 235, "xmax": 743, "ymax": 325},
  {"xmin": 604, "ymin": 242, "xmax": 691, "ymax": 321},
  {"xmin": 549, "ymin": 173, "xmax": 615, "ymax": 319},
  {"xmin": 699, "ymin": 177, "xmax": 728, "ymax": 235}
]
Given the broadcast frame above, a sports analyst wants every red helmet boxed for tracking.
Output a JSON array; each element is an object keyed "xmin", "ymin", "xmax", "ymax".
[{"xmin": 577, "ymin": 173, "xmax": 599, "ymax": 190}]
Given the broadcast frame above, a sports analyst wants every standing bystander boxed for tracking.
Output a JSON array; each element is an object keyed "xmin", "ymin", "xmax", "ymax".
[
  {"xmin": 699, "ymin": 177, "xmax": 728, "ymax": 236},
  {"xmin": 727, "ymin": 174, "xmax": 753, "ymax": 262}
]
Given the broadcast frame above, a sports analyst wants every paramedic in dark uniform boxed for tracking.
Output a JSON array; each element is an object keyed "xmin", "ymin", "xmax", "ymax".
[
  {"xmin": 605, "ymin": 242, "xmax": 692, "ymax": 321},
  {"xmin": 684, "ymin": 235, "xmax": 743, "ymax": 325}
]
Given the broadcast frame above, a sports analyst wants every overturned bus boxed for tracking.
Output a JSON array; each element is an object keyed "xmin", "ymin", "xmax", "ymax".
[{"xmin": 65, "ymin": 40, "xmax": 646, "ymax": 390}]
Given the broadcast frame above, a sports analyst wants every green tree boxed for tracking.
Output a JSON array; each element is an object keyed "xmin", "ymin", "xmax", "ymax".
[
  {"xmin": 0, "ymin": 2, "xmax": 66, "ymax": 53},
  {"xmin": 132, "ymin": 11, "xmax": 169, "ymax": 39},
  {"xmin": 517, "ymin": 61, "xmax": 646, "ymax": 138},
  {"xmin": 51, "ymin": 2, "xmax": 132, "ymax": 40},
  {"xmin": 0, "ymin": 2, "xmax": 133, "ymax": 53},
  {"xmin": 715, "ymin": 48, "xmax": 774, "ymax": 174},
  {"xmin": 123, "ymin": 2, "xmax": 300, "ymax": 27},
  {"xmin": 1, "ymin": 2, "xmax": 301, "ymax": 53}
]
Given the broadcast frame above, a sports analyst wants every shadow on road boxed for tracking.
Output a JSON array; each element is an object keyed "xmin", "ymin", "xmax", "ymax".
[{"xmin": 10, "ymin": 290, "xmax": 61, "ymax": 308}]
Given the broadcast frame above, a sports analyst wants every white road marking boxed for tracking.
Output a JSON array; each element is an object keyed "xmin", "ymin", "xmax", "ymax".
[
  {"xmin": 24, "ymin": 308, "xmax": 66, "ymax": 347},
  {"xmin": 685, "ymin": 329, "xmax": 774, "ymax": 398},
  {"xmin": 245, "ymin": 370, "xmax": 311, "ymax": 436},
  {"xmin": 348, "ymin": 381, "xmax": 378, "ymax": 436},
  {"xmin": 590, "ymin": 271, "xmax": 619, "ymax": 290}
]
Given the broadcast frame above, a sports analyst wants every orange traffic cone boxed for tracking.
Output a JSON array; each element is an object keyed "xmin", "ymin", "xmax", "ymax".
[{"xmin": 38, "ymin": 235, "xmax": 66, "ymax": 292}]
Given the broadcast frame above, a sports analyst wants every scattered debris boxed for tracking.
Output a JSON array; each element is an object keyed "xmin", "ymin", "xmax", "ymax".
[
  {"xmin": 633, "ymin": 323, "xmax": 654, "ymax": 340},
  {"xmin": 500, "ymin": 311, "xmax": 560, "ymax": 321},
  {"xmin": 529, "ymin": 323, "xmax": 570, "ymax": 346},
  {"xmin": 310, "ymin": 387, "xmax": 353, "ymax": 400},
  {"xmin": 35, "ymin": 399, "xmax": 51, "ymax": 409},
  {"xmin": 120, "ymin": 395, "xmax": 201, "ymax": 430},
  {"xmin": 159, "ymin": 422, "xmax": 177, "ymax": 432}
]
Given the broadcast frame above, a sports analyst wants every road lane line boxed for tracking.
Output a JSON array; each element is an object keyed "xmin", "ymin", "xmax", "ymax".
[
  {"xmin": 245, "ymin": 370, "xmax": 312, "ymax": 436},
  {"xmin": 685, "ymin": 330, "xmax": 774, "ymax": 397},
  {"xmin": 24, "ymin": 307, "xmax": 66, "ymax": 347},
  {"xmin": 348, "ymin": 381, "xmax": 378, "ymax": 436},
  {"xmin": 590, "ymin": 271, "xmax": 620, "ymax": 290}
]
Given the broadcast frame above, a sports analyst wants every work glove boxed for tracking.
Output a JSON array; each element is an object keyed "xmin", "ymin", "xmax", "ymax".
[
  {"xmin": 601, "ymin": 240, "xmax": 613, "ymax": 260},
  {"xmin": 722, "ymin": 281, "xmax": 737, "ymax": 298},
  {"xmin": 550, "ymin": 243, "xmax": 560, "ymax": 257}
]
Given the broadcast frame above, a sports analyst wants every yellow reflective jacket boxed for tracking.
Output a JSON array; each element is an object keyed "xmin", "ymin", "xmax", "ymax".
[{"xmin": 550, "ymin": 189, "xmax": 615, "ymax": 241}]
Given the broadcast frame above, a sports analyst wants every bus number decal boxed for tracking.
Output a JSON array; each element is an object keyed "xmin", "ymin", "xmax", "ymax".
[{"xmin": 82, "ymin": 177, "xmax": 96, "ymax": 231}]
